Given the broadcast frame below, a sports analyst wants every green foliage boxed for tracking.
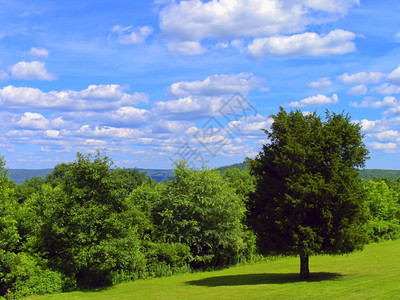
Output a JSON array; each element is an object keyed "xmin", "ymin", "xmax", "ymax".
[
  {"xmin": 363, "ymin": 180, "xmax": 400, "ymax": 241},
  {"xmin": 218, "ymin": 161, "xmax": 249, "ymax": 173},
  {"xmin": 247, "ymin": 108, "xmax": 370, "ymax": 277},
  {"xmin": 359, "ymin": 169, "xmax": 400, "ymax": 180},
  {"xmin": 4, "ymin": 253, "xmax": 62, "ymax": 299},
  {"xmin": 155, "ymin": 162, "xmax": 248, "ymax": 269},
  {"xmin": 222, "ymin": 168, "xmax": 255, "ymax": 202},
  {"xmin": 25, "ymin": 152, "xmax": 147, "ymax": 288},
  {"xmin": 14, "ymin": 176, "xmax": 45, "ymax": 203},
  {"xmin": 145, "ymin": 242, "xmax": 191, "ymax": 278}
]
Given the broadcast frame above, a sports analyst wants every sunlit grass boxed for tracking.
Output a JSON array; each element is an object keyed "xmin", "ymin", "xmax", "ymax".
[{"xmin": 27, "ymin": 239, "xmax": 400, "ymax": 299}]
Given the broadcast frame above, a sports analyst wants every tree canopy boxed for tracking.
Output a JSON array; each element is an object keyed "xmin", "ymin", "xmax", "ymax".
[{"xmin": 247, "ymin": 108, "xmax": 370, "ymax": 278}]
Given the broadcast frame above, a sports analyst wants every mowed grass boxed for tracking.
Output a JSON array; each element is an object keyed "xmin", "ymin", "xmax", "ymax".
[{"xmin": 28, "ymin": 240, "xmax": 400, "ymax": 299}]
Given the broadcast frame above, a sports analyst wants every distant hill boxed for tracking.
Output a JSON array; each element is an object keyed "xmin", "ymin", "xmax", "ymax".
[
  {"xmin": 217, "ymin": 162, "xmax": 400, "ymax": 180},
  {"xmin": 8, "ymin": 164, "xmax": 400, "ymax": 185},
  {"xmin": 9, "ymin": 168, "xmax": 173, "ymax": 185},
  {"xmin": 358, "ymin": 169, "xmax": 400, "ymax": 180},
  {"xmin": 9, "ymin": 169, "xmax": 53, "ymax": 185}
]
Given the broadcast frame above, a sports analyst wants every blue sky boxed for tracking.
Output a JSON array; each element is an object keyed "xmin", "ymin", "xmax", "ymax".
[{"xmin": 1, "ymin": 0, "xmax": 400, "ymax": 170}]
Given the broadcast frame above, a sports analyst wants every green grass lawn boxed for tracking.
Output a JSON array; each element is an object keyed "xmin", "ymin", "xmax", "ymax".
[{"xmin": 28, "ymin": 240, "xmax": 400, "ymax": 299}]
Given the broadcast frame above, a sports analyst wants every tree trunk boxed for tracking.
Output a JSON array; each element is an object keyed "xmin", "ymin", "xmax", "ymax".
[{"xmin": 300, "ymin": 254, "xmax": 310, "ymax": 279}]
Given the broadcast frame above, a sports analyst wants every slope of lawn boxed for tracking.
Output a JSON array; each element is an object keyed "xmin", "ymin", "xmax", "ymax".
[{"xmin": 28, "ymin": 239, "xmax": 400, "ymax": 299}]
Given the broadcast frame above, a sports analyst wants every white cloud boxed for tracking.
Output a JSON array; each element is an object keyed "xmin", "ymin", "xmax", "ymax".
[
  {"xmin": 288, "ymin": 93, "xmax": 338, "ymax": 107},
  {"xmin": 358, "ymin": 119, "xmax": 388, "ymax": 133},
  {"xmin": 77, "ymin": 125, "xmax": 142, "ymax": 139},
  {"xmin": 160, "ymin": 0, "xmax": 306, "ymax": 41},
  {"xmin": 351, "ymin": 96, "xmax": 399, "ymax": 108},
  {"xmin": 15, "ymin": 112, "xmax": 49, "ymax": 130},
  {"xmin": 152, "ymin": 120, "xmax": 193, "ymax": 134},
  {"xmin": 371, "ymin": 83, "xmax": 400, "ymax": 95},
  {"xmin": 10, "ymin": 61, "xmax": 56, "ymax": 80},
  {"xmin": 159, "ymin": 0, "xmax": 358, "ymax": 56},
  {"xmin": 367, "ymin": 130, "xmax": 400, "ymax": 142},
  {"xmin": 166, "ymin": 41, "xmax": 206, "ymax": 55},
  {"xmin": 153, "ymin": 96, "xmax": 223, "ymax": 120},
  {"xmin": 107, "ymin": 107, "xmax": 150, "ymax": 126},
  {"xmin": 247, "ymin": 29, "xmax": 356, "ymax": 59},
  {"xmin": 309, "ymin": 77, "xmax": 332, "ymax": 89},
  {"xmin": 387, "ymin": 65, "xmax": 400, "ymax": 86},
  {"xmin": 0, "ymin": 85, "xmax": 148, "ymax": 111},
  {"xmin": 337, "ymin": 71, "xmax": 386, "ymax": 85},
  {"xmin": 26, "ymin": 47, "xmax": 49, "ymax": 59},
  {"xmin": 110, "ymin": 25, "xmax": 153, "ymax": 44},
  {"xmin": 347, "ymin": 84, "xmax": 367, "ymax": 96},
  {"xmin": 169, "ymin": 73, "xmax": 263, "ymax": 97},
  {"xmin": 384, "ymin": 106, "xmax": 400, "ymax": 116},
  {"xmin": 368, "ymin": 142, "xmax": 397, "ymax": 152},
  {"xmin": 45, "ymin": 130, "xmax": 60, "ymax": 138},
  {"xmin": 226, "ymin": 114, "xmax": 273, "ymax": 136}
]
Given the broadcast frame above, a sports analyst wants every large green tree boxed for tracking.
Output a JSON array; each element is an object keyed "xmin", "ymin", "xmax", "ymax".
[
  {"xmin": 26, "ymin": 152, "xmax": 147, "ymax": 287},
  {"xmin": 247, "ymin": 108, "xmax": 370, "ymax": 278}
]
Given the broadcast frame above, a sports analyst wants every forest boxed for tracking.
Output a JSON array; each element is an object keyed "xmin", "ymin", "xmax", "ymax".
[
  {"xmin": 1, "ymin": 151, "xmax": 399, "ymax": 298},
  {"xmin": 1, "ymin": 110, "xmax": 400, "ymax": 298}
]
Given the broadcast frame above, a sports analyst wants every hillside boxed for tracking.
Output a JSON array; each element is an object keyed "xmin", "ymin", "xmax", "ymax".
[
  {"xmin": 218, "ymin": 162, "xmax": 400, "ymax": 180},
  {"xmin": 9, "ymin": 168, "xmax": 173, "ymax": 185},
  {"xmin": 8, "ymin": 164, "xmax": 400, "ymax": 185}
]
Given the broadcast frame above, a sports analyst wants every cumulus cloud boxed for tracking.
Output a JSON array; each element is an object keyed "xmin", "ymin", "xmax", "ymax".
[
  {"xmin": 169, "ymin": 73, "xmax": 263, "ymax": 97},
  {"xmin": 151, "ymin": 120, "xmax": 194, "ymax": 134},
  {"xmin": 384, "ymin": 106, "xmax": 400, "ymax": 116},
  {"xmin": 368, "ymin": 142, "xmax": 397, "ymax": 152},
  {"xmin": 159, "ymin": 0, "xmax": 359, "ymax": 56},
  {"xmin": 15, "ymin": 112, "xmax": 49, "ymax": 130},
  {"xmin": 10, "ymin": 61, "xmax": 56, "ymax": 80},
  {"xmin": 226, "ymin": 114, "xmax": 273, "ymax": 136},
  {"xmin": 309, "ymin": 77, "xmax": 332, "ymax": 89},
  {"xmin": 367, "ymin": 130, "xmax": 400, "ymax": 142},
  {"xmin": 26, "ymin": 47, "xmax": 49, "ymax": 59},
  {"xmin": 387, "ymin": 65, "xmax": 400, "ymax": 86},
  {"xmin": 337, "ymin": 71, "xmax": 386, "ymax": 85},
  {"xmin": 351, "ymin": 96, "xmax": 399, "ymax": 108},
  {"xmin": 347, "ymin": 84, "xmax": 367, "ymax": 96},
  {"xmin": 109, "ymin": 25, "xmax": 153, "ymax": 44},
  {"xmin": 288, "ymin": 93, "xmax": 338, "ymax": 107},
  {"xmin": 77, "ymin": 125, "xmax": 142, "ymax": 139},
  {"xmin": 247, "ymin": 29, "xmax": 356, "ymax": 59},
  {"xmin": 371, "ymin": 83, "xmax": 400, "ymax": 95},
  {"xmin": 153, "ymin": 96, "xmax": 224, "ymax": 120},
  {"xmin": 358, "ymin": 119, "xmax": 388, "ymax": 133},
  {"xmin": 159, "ymin": 0, "xmax": 306, "ymax": 41},
  {"xmin": 0, "ymin": 85, "xmax": 148, "ymax": 111}
]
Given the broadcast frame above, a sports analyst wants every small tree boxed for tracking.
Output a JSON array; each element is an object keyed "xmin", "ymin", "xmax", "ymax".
[
  {"xmin": 247, "ymin": 108, "xmax": 369, "ymax": 278},
  {"xmin": 155, "ymin": 162, "xmax": 247, "ymax": 268}
]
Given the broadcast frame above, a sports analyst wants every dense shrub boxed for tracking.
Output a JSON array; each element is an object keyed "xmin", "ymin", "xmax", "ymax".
[{"xmin": 364, "ymin": 180, "xmax": 400, "ymax": 241}]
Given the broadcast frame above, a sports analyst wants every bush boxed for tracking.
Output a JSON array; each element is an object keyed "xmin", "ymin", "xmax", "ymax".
[{"xmin": 4, "ymin": 253, "xmax": 62, "ymax": 299}]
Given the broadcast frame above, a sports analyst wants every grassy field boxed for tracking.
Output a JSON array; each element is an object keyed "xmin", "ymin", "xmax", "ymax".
[{"xmin": 28, "ymin": 240, "xmax": 400, "ymax": 299}]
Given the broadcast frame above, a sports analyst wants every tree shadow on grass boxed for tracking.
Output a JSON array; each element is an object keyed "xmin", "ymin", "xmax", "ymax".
[
  {"xmin": 79, "ymin": 286, "xmax": 114, "ymax": 293},
  {"xmin": 186, "ymin": 272, "xmax": 343, "ymax": 287}
]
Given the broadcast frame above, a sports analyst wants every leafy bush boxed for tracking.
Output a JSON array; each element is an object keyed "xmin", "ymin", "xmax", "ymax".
[
  {"xmin": 364, "ymin": 180, "xmax": 400, "ymax": 241},
  {"xmin": 6, "ymin": 253, "xmax": 62, "ymax": 299}
]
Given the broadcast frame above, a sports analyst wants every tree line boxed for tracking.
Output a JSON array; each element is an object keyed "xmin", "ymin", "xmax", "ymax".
[{"xmin": 1, "ymin": 108, "xmax": 400, "ymax": 298}]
